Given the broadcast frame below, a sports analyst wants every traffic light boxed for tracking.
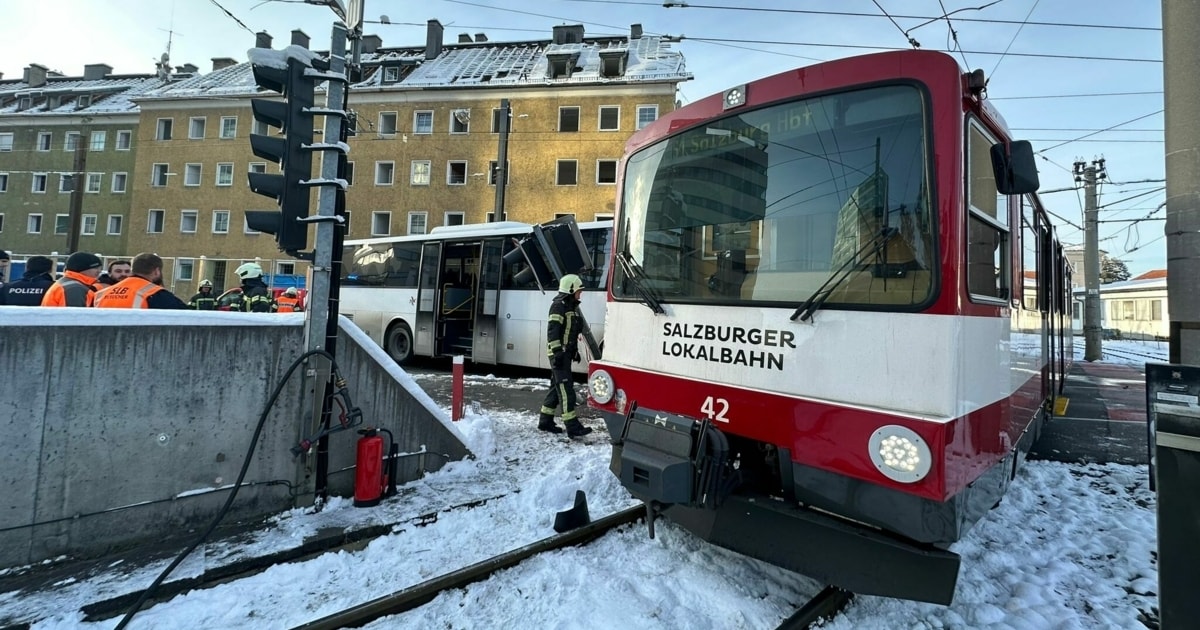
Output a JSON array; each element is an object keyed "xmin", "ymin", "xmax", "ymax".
[
  {"xmin": 246, "ymin": 50, "xmax": 328, "ymax": 254},
  {"xmin": 501, "ymin": 216, "xmax": 594, "ymax": 289}
]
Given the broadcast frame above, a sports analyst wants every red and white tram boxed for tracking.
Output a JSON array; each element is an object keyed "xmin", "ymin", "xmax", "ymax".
[{"xmin": 586, "ymin": 50, "xmax": 1073, "ymax": 604}]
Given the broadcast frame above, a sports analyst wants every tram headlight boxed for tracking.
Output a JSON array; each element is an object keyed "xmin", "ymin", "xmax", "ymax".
[
  {"xmin": 868, "ymin": 425, "xmax": 932, "ymax": 483},
  {"xmin": 588, "ymin": 369, "xmax": 615, "ymax": 405}
]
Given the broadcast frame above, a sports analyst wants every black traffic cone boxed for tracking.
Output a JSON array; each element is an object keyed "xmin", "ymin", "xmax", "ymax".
[{"xmin": 553, "ymin": 490, "xmax": 591, "ymax": 533}]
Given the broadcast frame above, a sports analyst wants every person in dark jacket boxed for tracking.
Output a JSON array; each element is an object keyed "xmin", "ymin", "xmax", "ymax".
[
  {"xmin": 538, "ymin": 274, "xmax": 592, "ymax": 438},
  {"xmin": 0, "ymin": 256, "xmax": 55, "ymax": 306},
  {"xmin": 0, "ymin": 249, "xmax": 10, "ymax": 290},
  {"xmin": 234, "ymin": 262, "xmax": 277, "ymax": 313},
  {"xmin": 188, "ymin": 279, "xmax": 218, "ymax": 310},
  {"xmin": 95, "ymin": 259, "xmax": 132, "ymax": 290}
]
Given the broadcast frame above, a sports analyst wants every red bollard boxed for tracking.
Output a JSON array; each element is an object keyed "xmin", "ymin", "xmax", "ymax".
[{"xmin": 452, "ymin": 355, "xmax": 464, "ymax": 421}]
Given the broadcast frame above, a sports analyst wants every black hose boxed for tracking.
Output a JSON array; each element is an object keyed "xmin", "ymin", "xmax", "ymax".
[{"xmin": 116, "ymin": 349, "xmax": 339, "ymax": 629}]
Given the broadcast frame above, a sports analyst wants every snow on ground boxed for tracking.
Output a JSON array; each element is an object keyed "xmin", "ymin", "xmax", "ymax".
[{"xmin": 0, "ymin": 342, "xmax": 1168, "ymax": 629}]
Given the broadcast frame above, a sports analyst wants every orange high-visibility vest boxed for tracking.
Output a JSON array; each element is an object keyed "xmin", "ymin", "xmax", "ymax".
[
  {"xmin": 276, "ymin": 295, "xmax": 302, "ymax": 312},
  {"xmin": 40, "ymin": 270, "xmax": 97, "ymax": 307},
  {"xmin": 94, "ymin": 277, "xmax": 164, "ymax": 309}
]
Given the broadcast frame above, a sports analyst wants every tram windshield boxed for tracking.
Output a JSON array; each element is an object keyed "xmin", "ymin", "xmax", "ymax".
[{"xmin": 616, "ymin": 84, "xmax": 935, "ymax": 309}]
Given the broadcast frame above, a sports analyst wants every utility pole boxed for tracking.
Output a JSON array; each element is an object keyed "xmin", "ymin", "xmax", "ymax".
[
  {"xmin": 1164, "ymin": 0, "xmax": 1200, "ymax": 366},
  {"xmin": 1076, "ymin": 158, "xmax": 1106, "ymax": 362},
  {"xmin": 492, "ymin": 98, "xmax": 511, "ymax": 222},
  {"xmin": 66, "ymin": 142, "xmax": 87, "ymax": 253}
]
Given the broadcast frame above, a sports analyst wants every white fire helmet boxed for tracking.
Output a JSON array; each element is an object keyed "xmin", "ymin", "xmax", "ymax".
[
  {"xmin": 235, "ymin": 262, "xmax": 263, "ymax": 280},
  {"xmin": 558, "ymin": 274, "xmax": 583, "ymax": 294}
]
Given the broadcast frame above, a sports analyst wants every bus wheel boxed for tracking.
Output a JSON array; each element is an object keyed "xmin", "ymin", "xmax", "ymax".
[{"xmin": 386, "ymin": 322, "xmax": 414, "ymax": 364}]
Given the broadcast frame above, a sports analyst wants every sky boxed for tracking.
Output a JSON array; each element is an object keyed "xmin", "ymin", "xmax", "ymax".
[
  {"xmin": 0, "ymin": 1, "xmax": 1168, "ymax": 276},
  {"xmin": 0, "ymin": 340, "xmax": 1167, "ymax": 628}
]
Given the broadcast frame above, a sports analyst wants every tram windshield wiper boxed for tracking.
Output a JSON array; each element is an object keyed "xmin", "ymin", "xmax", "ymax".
[
  {"xmin": 617, "ymin": 250, "xmax": 666, "ymax": 314},
  {"xmin": 790, "ymin": 226, "xmax": 898, "ymax": 322}
]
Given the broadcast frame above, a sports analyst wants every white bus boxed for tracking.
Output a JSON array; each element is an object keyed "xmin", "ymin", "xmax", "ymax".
[{"xmin": 340, "ymin": 220, "xmax": 612, "ymax": 372}]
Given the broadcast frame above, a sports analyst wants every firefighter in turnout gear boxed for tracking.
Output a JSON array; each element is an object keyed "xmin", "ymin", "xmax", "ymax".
[
  {"xmin": 538, "ymin": 274, "xmax": 592, "ymax": 438},
  {"xmin": 234, "ymin": 263, "xmax": 277, "ymax": 313},
  {"xmin": 189, "ymin": 279, "xmax": 218, "ymax": 310}
]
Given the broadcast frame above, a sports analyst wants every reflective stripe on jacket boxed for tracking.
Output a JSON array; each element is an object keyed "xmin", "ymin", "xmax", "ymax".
[
  {"xmin": 94, "ymin": 277, "xmax": 164, "ymax": 309},
  {"xmin": 40, "ymin": 271, "xmax": 97, "ymax": 307},
  {"xmin": 276, "ymin": 296, "xmax": 302, "ymax": 312}
]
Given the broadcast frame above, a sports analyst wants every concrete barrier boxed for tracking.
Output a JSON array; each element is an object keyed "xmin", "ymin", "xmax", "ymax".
[{"xmin": 0, "ymin": 307, "xmax": 471, "ymax": 570}]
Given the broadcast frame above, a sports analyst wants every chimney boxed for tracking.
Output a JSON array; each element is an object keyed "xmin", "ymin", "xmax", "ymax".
[
  {"xmin": 24, "ymin": 63, "xmax": 48, "ymax": 87},
  {"xmin": 361, "ymin": 34, "xmax": 382, "ymax": 53},
  {"xmin": 255, "ymin": 31, "xmax": 273, "ymax": 49},
  {"xmin": 83, "ymin": 64, "xmax": 112, "ymax": 80},
  {"xmin": 630, "ymin": 24, "xmax": 643, "ymax": 39},
  {"xmin": 474, "ymin": 33, "xmax": 488, "ymax": 42},
  {"xmin": 552, "ymin": 25, "xmax": 585, "ymax": 45},
  {"xmin": 458, "ymin": 33, "xmax": 472, "ymax": 43},
  {"xmin": 291, "ymin": 29, "xmax": 310, "ymax": 49},
  {"xmin": 426, "ymin": 19, "xmax": 443, "ymax": 59},
  {"xmin": 211, "ymin": 57, "xmax": 237, "ymax": 71},
  {"xmin": 176, "ymin": 63, "xmax": 199, "ymax": 74}
]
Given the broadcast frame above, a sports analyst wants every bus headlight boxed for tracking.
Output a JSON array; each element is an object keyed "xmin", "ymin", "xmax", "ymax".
[
  {"xmin": 589, "ymin": 369, "xmax": 615, "ymax": 404},
  {"xmin": 868, "ymin": 425, "xmax": 931, "ymax": 483}
]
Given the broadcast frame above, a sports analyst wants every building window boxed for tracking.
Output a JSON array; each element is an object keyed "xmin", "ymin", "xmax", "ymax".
[
  {"xmin": 554, "ymin": 212, "xmax": 576, "ymax": 220},
  {"xmin": 147, "ymin": 210, "xmax": 165, "ymax": 233},
  {"xmin": 407, "ymin": 211, "xmax": 428, "ymax": 235},
  {"xmin": 252, "ymin": 119, "xmax": 269, "ymax": 136},
  {"xmin": 636, "ymin": 105, "xmax": 658, "ymax": 130},
  {"xmin": 189, "ymin": 117, "xmax": 206, "ymax": 139},
  {"xmin": 220, "ymin": 116, "xmax": 237, "ymax": 139},
  {"xmin": 151, "ymin": 164, "xmax": 169, "ymax": 187},
  {"xmin": 77, "ymin": 95, "xmax": 91, "ymax": 109},
  {"xmin": 344, "ymin": 161, "xmax": 355, "ymax": 186},
  {"xmin": 444, "ymin": 211, "xmax": 465, "ymax": 226},
  {"xmin": 371, "ymin": 211, "xmax": 391, "ymax": 236},
  {"xmin": 36, "ymin": 132, "xmax": 52, "ymax": 151},
  {"xmin": 1152, "ymin": 299, "xmax": 1163, "ymax": 321},
  {"xmin": 450, "ymin": 109, "xmax": 470, "ymax": 134},
  {"xmin": 64, "ymin": 132, "xmax": 81, "ymax": 151},
  {"xmin": 966, "ymin": 121, "xmax": 1010, "ymax": 301},
  {"xmin": 54, "ymin": 214, "xmax": 69, "ymax": 235},
  {"xmin": 0, "ymin": 173, "xmax": 7, "ymax": 192},
  {"xmin": 216, "ymin": 163, "xmax": 234, "ymax": 186},
  {"xmin": 559, "ymin": 107, "xmax": 580, "ymax": 132},
  {"xmin": 596, "ymin": 160, "xmax": 618, "ymax": 185},
  {"xmin": 383, "ymin": 66, "xmax": 400, "ymax": 82},
  {"xmin": 556, "ymin": 160, "xmax": 578, "ymax": 186},
  {"xmin": 107, "ymin": 214, "xmax": 123, "ymax": 235},
  {"xmin": 156, "ymin": 118, "xmax": 173, "ymax": 140},
  {"xmin": 176, "ymin": 258, "xmax": 195, "ymax": 281},
  {"xmin": 595, "ymin": 213, "xmax": 614, "ymax": 221},
  {"xmin": 213, "ymin": 210, "xmax": 230, "ymax": 234},
  {"xmin": 248, "ymin": 162, "xmax": 266, "ymax": 177},
  {"xmin": 410, "ymin": 160, "xmax": 431, "ymax": 186},
  {"xmin": 486, "ymin": 212, "xmax": 508, "ymax": 223},
  {"xmin": 116, "ymin": 130, "xmax": 132, "ymax": 150},
  {"xmin": 86, "ymin": 172, "xmax": 102, "ymax": 193},
  {"xmin": 244, "ymin": 213, "xmax": 261, "ymax": 234},
  {"xmin": 90, "ymin": 130, "xmax": 106, "ymax": 151},
  {"xmin": 82, "ymin": 214, "xmax": 97, "ymax": 236},
  {"xmin": 28, "ymin": 214, "xmax": 43, "ymax": 234},
  {"xmin": 0, "ymin": 213, "xmax": 4, "ymax": 232},
  {"xmin": 276, "ymin": 262, "xmax": 296, "ymax": 276},
  {"xmin": 0, "ymin": 133, "xmax": 11, "ymax": 152},
  {"xmin": 488, "ymin": 160, "xmax": 510, "ymax": 186},
  {"xmin": 379, "ymin": 112, "xmax": 397, "ymax": 135},
  {"xmin": 32, "ymin": 173, "xmax": 48, "ymax": 193},
  {"xmin": 447, "ymin": 161, "xmax": 467, "ymax": 185},
  {"xmin": 413, "ymin": 111, "xmax": 433, "ymax": 134},
  {"xmin": 375, "ymin": 161, "xmax": 395, "ymax": 185},
  {"xmin": 598, "ymin": 106, "xmax": 620, "ymax": 131},
  {"xmin": 180, "ymin": 210, "xmax": 199, "ymax": 233},
  {"xmin": 184, "ymin": 163, "xmax": 202, "ymax": 187},
  {"xmin": 491, "ymin": 108, "xmax": 509, "ymax": 133},
  {"xmin": 112, "ymin": 172, "xmax": 128, "ymax": 193},
  {"xmin": 59, "ymin": 174, "xmax": 74, "ymax": 193}
]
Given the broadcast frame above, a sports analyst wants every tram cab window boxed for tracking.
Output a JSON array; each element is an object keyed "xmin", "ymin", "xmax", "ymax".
[{"xmin": 966, "ymin": 121, "xmax": 1010, "ymax": 301}]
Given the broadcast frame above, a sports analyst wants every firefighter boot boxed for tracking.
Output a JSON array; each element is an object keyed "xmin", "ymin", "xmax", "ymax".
[
  {"xmin": 538, "ymin": 413, "xmax": 563, "ymax": 434},
  {"xmin": 565, "ymin": 419, "xmax": 593, "ymax": 438}
]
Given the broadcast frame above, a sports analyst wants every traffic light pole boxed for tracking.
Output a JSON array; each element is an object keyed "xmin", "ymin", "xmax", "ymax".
[{"xmin": 306, "ymin": 21, "xmax": 351, "ymax": 501}]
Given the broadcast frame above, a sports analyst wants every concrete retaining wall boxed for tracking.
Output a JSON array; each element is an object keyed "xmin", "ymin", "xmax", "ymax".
[{"xmin": 0, "ymin": 307, "xmax": 470, "ymax": 570}]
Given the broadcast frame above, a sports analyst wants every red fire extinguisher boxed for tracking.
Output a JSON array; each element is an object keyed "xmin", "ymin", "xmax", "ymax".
[{"xmin": 354, "ymin": 427, "xmax": 397, "ymax": 507}]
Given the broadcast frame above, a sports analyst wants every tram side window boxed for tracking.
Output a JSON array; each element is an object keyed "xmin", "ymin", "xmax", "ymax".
[
  {"xmin": 966, "ymin": 122, "xmax": 1010, "ymax": 301},
  {"xmin": 1020, "ymin": 198, "xmax": 1037, "ymax": 311},
  {"xmin": 578, "ymin": 227, "xmax": 612, "ymax": 289}
]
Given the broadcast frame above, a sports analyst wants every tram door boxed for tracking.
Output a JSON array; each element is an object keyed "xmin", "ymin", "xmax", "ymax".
[
  {"xmin": 415, "ymin": 241, "xmax": 443, "ymax": 357},
  {"xmin": 472, "ymin": 238, "xmax": 504, "ymax": 364}
]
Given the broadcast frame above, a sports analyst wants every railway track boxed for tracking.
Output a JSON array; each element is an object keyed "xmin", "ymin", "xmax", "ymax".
[{"xmin": 1073, "ymin": 338, "xmax": 1166, "ymax": 364}]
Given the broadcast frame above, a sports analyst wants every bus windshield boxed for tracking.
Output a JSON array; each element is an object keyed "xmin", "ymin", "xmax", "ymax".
[{"xmin": 616, "ymin": 84, "xmax": 935, "ymax": 309}]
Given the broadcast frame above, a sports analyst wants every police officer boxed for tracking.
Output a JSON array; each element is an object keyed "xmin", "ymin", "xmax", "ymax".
[
  {"xmin": 188, "ymin": 279, "xmax": 218, "ymax": 310},
  {"xmin": 0, "ymin": 256, "xmax": 55, "ymax": 306},
  {"xmin": 538, "ymin": 273, "xmax": 592, "ymax": 438},
  {"xmin": 234, "ymin": 262, "xmax": 277, "ymax": 313},
  {"xmin": 276, "ymin": 287, "xmax": 304, "ymax": 313}
]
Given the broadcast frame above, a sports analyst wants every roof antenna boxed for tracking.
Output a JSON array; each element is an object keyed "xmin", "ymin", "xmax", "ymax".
[{"xmin": 155, "ymin": 2, "xmax": 180, "ymax": 80}]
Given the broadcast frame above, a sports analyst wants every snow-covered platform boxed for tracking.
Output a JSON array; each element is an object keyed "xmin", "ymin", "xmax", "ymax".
[{"xmin": 1031, "ymin": 361, "xmax": 1150, "ymax": 465}]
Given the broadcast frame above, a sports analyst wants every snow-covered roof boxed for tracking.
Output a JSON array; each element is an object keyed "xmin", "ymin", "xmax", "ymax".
[
  {"xmin": 0, "ymin": 75, "xmax": 167, "ymax": 116},
  {"xmin": 137, "ymin": 33, "xmax": 690, "ymax": 102}
]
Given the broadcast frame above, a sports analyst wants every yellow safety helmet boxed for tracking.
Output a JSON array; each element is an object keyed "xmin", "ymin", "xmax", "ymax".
[{"xmin": 558, "ymin": 274, "xmax": 583, "ymax": 294}]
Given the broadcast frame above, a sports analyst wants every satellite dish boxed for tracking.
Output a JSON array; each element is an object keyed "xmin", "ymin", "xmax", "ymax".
[
  {"xmin": 380, "ymin": 14, "xmax": 390, "ymax": 24},
  {"xmin": 454, "ymin": 109, "xmax": 470, "ymax": 125}
]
